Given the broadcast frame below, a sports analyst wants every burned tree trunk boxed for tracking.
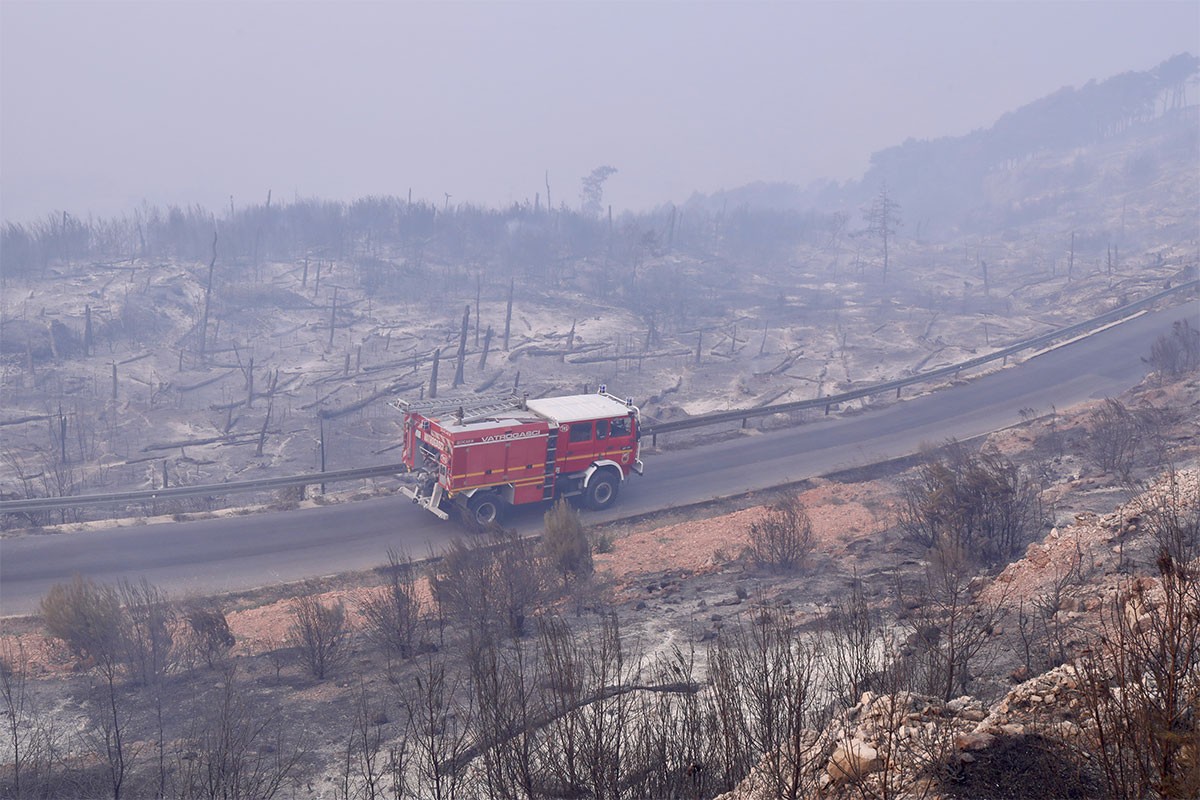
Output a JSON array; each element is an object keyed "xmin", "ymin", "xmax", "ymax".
[
  {"xmin": 256, "ymin": 398, "xmax": 273, "ymax": 457},
  {"xmin": 429, "ymin": 348, "xmax": 441, "ymax": 399},
  {"xmin": 1068, "ymin": 231, "xmax": 1075, "ymax": 281},
  {"xmin": 479, "ymin": 326, "xmax": 493, "ymax": 370},
  {"xmin": 503, "ymin": 279, "xmax": 514, "ymax": 351},
  {"xmin": 199, "ymin": 231, "xmax": 217, "ymax": 359},
  {"xmin": 454, "ymin": 304, "xmax": 470, "ymax": 388},
  {"xmin": 328, "ymin": 287, "xmax": 338, "ymax": 348},
  {"xmin": 246, "ymin": 357, "xmax": 254, "ymax": 408}
]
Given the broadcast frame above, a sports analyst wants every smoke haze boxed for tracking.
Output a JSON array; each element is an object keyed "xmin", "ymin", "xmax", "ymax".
[{"xmin": 2, "ymin": 0, "xmax": 1196, "ymax": 223}]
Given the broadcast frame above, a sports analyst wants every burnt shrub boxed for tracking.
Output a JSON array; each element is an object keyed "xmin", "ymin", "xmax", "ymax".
[
  {"xmin": 39, "ymin": 575, "xmax": 123, "ymax": 668},
  {"xmin": 748, "ymin": 492, "xmax": 814, "ymax": 572},
  {"xmin": 900, "ymin": 442, "xmax": 1042, "ymax": 569},
  {"xmin": 938, "ymin": 733, "xmax": 1103, "ymax": 800},
  {"xmin": 288, "ymin": 594, "xmax": 348, "ymax": 679},
  {"xmin": 359, "ymin": 550, "xmax": 423, "ymax": 659},
  {"xmin": 182, "ymin": 602, "xmax": 235, "ymax": 669}
]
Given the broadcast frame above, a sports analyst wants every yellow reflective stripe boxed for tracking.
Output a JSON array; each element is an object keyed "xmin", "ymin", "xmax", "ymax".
[
  {"xmin": 446, "ymin": 476, "xmax": 545, "ymax": 497},
  {"xmin": 455, "ymin": 464, "xmax": 545, "ymax": 480}
]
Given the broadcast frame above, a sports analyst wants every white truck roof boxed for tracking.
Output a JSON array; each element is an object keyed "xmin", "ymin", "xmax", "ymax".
[{"xmin": 526, "ymin": 393, "xmax": 633, "ymax": 424}]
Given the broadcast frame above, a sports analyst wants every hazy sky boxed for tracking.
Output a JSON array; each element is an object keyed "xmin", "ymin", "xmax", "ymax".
[{"xmin": 2, "ymin": 1, "xmax": 1197, "ymax": 224}]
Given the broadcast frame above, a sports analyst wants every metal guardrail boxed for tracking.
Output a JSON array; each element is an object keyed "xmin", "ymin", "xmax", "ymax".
[
  {"xmin": 0, "ymin": 463, "xmax": 408, "ymax": 514},
  {"xmin": 2, "ymin": 278, "xmax": 1195, "ymax": 516},
  {"xmin": 641, "ymin": 278, "xmax": 1199, "ymax": 442}
]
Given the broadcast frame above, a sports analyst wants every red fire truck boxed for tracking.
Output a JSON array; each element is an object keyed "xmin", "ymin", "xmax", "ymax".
[{"xmin": 394, "ymin": 388, "xmax": 644, "ymax": 525}]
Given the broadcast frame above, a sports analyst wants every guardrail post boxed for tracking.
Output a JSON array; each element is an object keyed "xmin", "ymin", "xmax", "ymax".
[
  {"xmin": 825, "ymin": 403, "xmax": 831, "ymax": 415},
  {"xmin": 896, "ymin": 386, "xmax": 901, "ymax": 399},
  {"xmin": 741, "ymin": 417, "xmax": 748, "ymax": 428},
  {"xmin": 652, "ymin": 431, "xmax": 658, "ymax": 447}
]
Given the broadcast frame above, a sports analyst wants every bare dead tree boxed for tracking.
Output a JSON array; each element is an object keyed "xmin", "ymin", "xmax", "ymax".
[
  {"xmin": 329, "ymin": 286, "xmax": 339, "ymax": 349},
  {"xmin": 288, "ymin": 594, "xmax": 349, "ymax": 680},
  {"xmin": 467, "ymin": 634, "xmax": 540, "ymax": 799},
  {"xmin": 863, "ymin": 182, "xmax": 902, "ymax": 283},
  {"xmin": 429, "ymin": 348, "xmax": 440, "ymax": 400},
  {"xmin": 173, "ymin": 671, "xmax": 304, "ymax": 800},
  {"xmin": 117, "ymin": 578, "xmax": 176, "ymax": 687},
  {"xmin": 899, "ymin": 441, "xmax": 1042, "ymax": 569},
  {"xmin": 358, "ymin": 549, "xmax": 424, "ymax": 661},
  {"xmin": 1077, "ymin": 548, "xmax": 1200, "ymax": 799},
  {"xmin": 180, "ymin": 602, "xmax": 235, "ymax": 670},
  {"xmin": 1068, "ymin": 230, "xmax": 1075, "ymax": 281},
  {"xmin": 337, "ymin": 679, "xmax": 390, "ymax": 800},
  {"xmin": 1084, "ymin": 398, "xmax": 1140, "ymax": 477},
  {"xmin": 706, "ymin": 607, "xmax": 828, "ymax": 798},
  {"xmin": 1148, "ymin": 319, "xmax": 1200, "ymax": 380},
  {"xmin": 626, "ymin": 643, "xmax": 712, "ymax": 798},
  {"xmin": 899, "ymin": 544, "xmax": 1009, "ymax": 702},
  {"xmin": 1, "ymin": 640, "xmax": 58, "ymax": 799},
  {"xmin": 255, "ymin": 397, "xmax": 273, "ymax": 457},
  {"xmin": 821, "ymin": 572, "xmax": 881, "ymax": 710},
  {"xmin": 245, "ymin": 356, "xmax": 254, "ymax": 409},
  {"xmin": 1138, "ymin": 468, "xmax": 1200, "ymax": 566},
  {"xmin": 503, "ymin": 279, "xmax": 514, "ymax": 352},
  {"xmin": 835, "ymin": 637, "xmax": 955, "ymax": 800},
  {"xmin": 540, "ymin": 612, "xmax": 639, "ymax": 800},
  {"xmin": 747, "ymin": 492, "xmax": 815, "ymax": 572},
  {"xmin": 399, "ymin": 651, "xmax": 473, "ymax": 800},
  {"xmin": 431, "ymin": 532, "xmax": 545, "ymax": 643},
  {"xmin": 39, "ymin": 577, "xmax": 133, "ymax": 800},
  {"xmin": 479, "ymin": 326, "xmax": 493, "ymax": 370},
  {"xmin": 454, "ymin": 304, "xmax": 469, "ymax": 388},
  {"xmin": 199, "ymin": 230, "xmax": 217, "ymax": 359},
  {"xmin": 117, "ymin": 578, "xmax": 175, "ymax": 795}
]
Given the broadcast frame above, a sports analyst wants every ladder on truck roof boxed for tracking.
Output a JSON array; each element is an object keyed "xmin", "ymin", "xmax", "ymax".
[{"xmin": 389, "ymin": 391, "xmax": 526, "ymax": 422}]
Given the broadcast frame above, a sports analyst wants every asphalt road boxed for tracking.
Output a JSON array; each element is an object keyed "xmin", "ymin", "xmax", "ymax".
[{"xmin": 3, "ymin": 301, "xmax": 1197, "ymax": 616}]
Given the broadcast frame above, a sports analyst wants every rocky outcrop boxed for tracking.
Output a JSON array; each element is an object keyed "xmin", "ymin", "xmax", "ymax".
[
  {"xmin": 973, "ymin": 662, "xmax": 1088, "ymax": 742},
  {"xmin": 826, "ymin": 738, "xmax": 880, "ymax": 783}
]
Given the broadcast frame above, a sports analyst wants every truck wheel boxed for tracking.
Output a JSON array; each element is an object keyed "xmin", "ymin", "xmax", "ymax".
[
  {"xmin": 584, "ymin": 471, "xmax": 619, "ymax": 510},
  {"xmin": 468, "ymin": 493, "xmax": 502, "ymax": 526}
]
